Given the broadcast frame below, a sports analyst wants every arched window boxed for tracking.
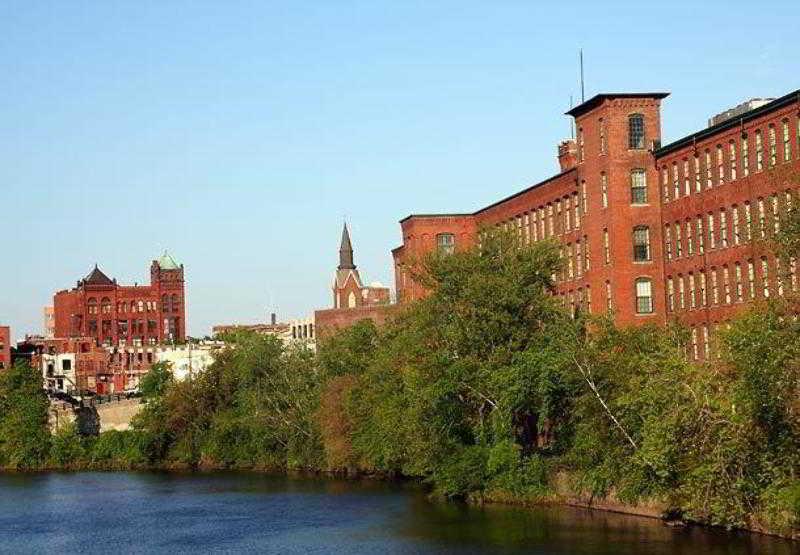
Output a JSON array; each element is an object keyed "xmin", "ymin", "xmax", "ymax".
[
  {"xmin": 171, "ymin": 294, "xmax": 179, "ymax": 312},
  {"xmin": 630, "ymin": 169, "xmax": 647, "ymax": 204},
  {"xmin": 632, "ymin": 226, "xmax": 651, "ymax": 262},
  {"xmin": 162, "ymin": 294, "xmax": 169, "ymax": 312},
  {"xmin": 628, "ymin": 114, "xmax": 645, "ymax": 149},
  {"xmin": 437, "ymin": 233, "xmax": 455, "ymax": 255},
  {"xmin": 635, "ymin": 278, "xmax": 654, "ymax": 314},
  {"xmin": 87, "ymin": 298, "xmax": 98, "ymax": 315},
  {"xmin": 347, "ymin": 291, "xmax": 357, "ymax": 308},
  {"xmin": 101, "ymin": 297, "xmax": 112, "ymax": 314},
  {"xmin": 138, "ymin": 300, "xmax": 145, "ymax": 313}
]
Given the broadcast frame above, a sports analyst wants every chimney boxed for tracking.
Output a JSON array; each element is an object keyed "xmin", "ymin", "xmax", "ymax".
[
  {"xmin": 270, "ymin": 312, "xmax": 277, "ymax": 326},
  {"xmin": 557, "ymin": 140, "xmax": 578, "ymax": 172}
]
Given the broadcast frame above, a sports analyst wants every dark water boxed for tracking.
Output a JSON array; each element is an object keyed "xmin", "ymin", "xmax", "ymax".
[{"xmin": 0, "ymin": 472, "xmax": 795, "ymax": 554}]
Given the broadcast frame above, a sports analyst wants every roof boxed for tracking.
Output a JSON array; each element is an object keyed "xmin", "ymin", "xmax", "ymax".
[
  {"xmin": 565, "ymin": 92, "xmax": 670, "ymax": 118},
  {"xmin": 82, "ymin": 265, "xmax": 115, "ymax": 287},
  {"xmin": 398, "ymin": 168, "xmax": 577, "ymax": 223},
  {"xmin": 655, "ymin": 88, "xmax": 800, "ymax": 158},
  {"xmin": 157, "ymin": 251, "xmax": 181, "ymax": 270}
]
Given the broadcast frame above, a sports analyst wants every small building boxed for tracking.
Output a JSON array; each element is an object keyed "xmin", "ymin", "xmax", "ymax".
[
  {"xmin": 155, "ymin": 342, "xmax": 222, "ymax": 381},
  {"xmin": 0, "ymin": 326, "xmax": 10, "ymax": 371}
]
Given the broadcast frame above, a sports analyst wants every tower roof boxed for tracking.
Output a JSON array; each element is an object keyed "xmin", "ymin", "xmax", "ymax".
[
  {"xmin": 83, "ymin": 265, "xmax": 115, "ymax": 286},
  {"xmin": 338, "ymin": 223, "xmax": 356, "ymax": 270},
  {"xmin": 157, "ymin": 250, "xmax": 181, "ymax": 270}
]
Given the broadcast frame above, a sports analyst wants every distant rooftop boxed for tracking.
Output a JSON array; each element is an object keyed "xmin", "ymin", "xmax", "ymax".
[{"xmin": 157, "ymin": 251, "xmax": 181, "ymax": 270}]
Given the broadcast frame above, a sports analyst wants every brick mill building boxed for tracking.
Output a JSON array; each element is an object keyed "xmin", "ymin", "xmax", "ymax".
[
  {"xmin": 393, "ymin": 89, "xmax": 800, "ymax": 361},
  {"xmin": 53, "ymin": 252, "xmax": 186, "ymax": 347}
]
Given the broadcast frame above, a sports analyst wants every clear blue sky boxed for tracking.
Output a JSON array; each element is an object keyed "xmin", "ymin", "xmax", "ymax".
[{"xmin": 2, "ymin": 1, "xmax": 799, "ymax": 339}]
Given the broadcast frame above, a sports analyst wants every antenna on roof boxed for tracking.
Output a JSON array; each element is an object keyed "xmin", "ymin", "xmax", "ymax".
[
  {"xmin": 569, "ymin": 95, "xmax": 575, "ymax": 139},
  {"xmin": 579, "ymin": 49, "xmax": 585, "ymax": 103}
]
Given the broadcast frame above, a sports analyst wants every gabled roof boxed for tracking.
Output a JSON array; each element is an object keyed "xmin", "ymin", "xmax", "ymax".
[
  {"xmin": 157, "ymin": 251, "xmax": 181, "ymax": 270},
  {"xmin": 83, "ymin": 265, "xmax": 115, "ymax": 286}
]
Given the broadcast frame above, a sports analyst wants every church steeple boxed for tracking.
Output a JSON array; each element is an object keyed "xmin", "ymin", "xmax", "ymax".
[{"xmin": 338, "ymin": 223, "xmax": 356, "ymax": 270}]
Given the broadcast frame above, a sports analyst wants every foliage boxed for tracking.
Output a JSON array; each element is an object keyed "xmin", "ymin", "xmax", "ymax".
[
  {"xmin": 139, "ymin": 361, "xmax": 175, "ymax": 400},
  {"xmin": 0, "ymin": 361, "xmax": 51, "ymax": 470}
]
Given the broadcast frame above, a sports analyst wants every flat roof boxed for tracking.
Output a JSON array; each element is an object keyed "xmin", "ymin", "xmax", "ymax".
[
  {"xmin": 566, "ymin": 92, "xmax": 670, "ymax": 118},
  {"xmin": 655, "ymin": 89, "xmax": 800, "ymax": 157}
]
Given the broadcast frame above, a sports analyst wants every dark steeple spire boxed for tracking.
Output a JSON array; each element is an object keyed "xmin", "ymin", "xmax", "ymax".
[{"xmin": 338, "ymin": 223, "xmax": 356, "ymax": 270}]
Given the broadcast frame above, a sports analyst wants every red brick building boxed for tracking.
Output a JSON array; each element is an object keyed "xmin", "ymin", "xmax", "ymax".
[
  {"xmin": 54, "ymin": 252, "xmax": 186, "ymax": 347},
  {"xmin": 316, "ymin": 224, "xmax": 394, "ymax": 340},
  {"xmin": 0, "ymin": 326, "xmax": 10, "ymax": 371},
  {"xmin": 393, "ymin": 89, "xmax": 800, "ymax": 360}
]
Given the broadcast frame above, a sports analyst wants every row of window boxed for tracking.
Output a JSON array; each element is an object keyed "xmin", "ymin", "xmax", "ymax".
[
  {"xmin": 665, "ymin": 191, "xmax": 795, "ymax": 261},
  {"xmin": 661, "ymin": 117, "xmax": 800, "ymax": 203},
  {"xmin": 666, "ymin": 255, "xmax": 797, "ymax": 313},
  {"xmin": 558, "ymin": 277, "xmax": 654, "ymax": 316},
  {"xmin": 557, "ymin": 235, "xmax": 591, "ymax": 282},
  {"xmin": 86, "ymin": 296, "xmax": 181, "ymax": 315}
]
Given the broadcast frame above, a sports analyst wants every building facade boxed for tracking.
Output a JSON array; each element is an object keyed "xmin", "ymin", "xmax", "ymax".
[
  {"xmin": 0, "ymin": 326, "xmax": 10, "ymax": 371},
  {"xmin": 43, "ymin": 306, "xmax": 55, "ymax": 338},
  {"xmin": 53, "ymin": 252, "xmax": 186, "ymax": 347},
  {"xmin": 393, "ymin": 89, "xmax": 800, "ymax": 360}
]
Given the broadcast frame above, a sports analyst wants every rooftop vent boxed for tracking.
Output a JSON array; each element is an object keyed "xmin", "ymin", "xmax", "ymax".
[{"xmin": 708, "ymin": 98, "xmax": 775, "ymax": 127}]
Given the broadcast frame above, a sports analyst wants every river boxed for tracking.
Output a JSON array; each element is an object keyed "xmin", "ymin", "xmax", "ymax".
[{"xmin": 0, "ymin": 472, "xmax": 795, "ymax": 554}]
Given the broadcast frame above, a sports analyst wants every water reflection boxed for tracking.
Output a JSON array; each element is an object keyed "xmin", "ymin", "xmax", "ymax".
[{"xmin": 0, "ymin": 472, "xmax": 794, "ymax": 555}]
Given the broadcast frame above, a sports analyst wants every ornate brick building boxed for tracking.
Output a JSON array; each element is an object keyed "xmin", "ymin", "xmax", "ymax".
[
  {"xmin": 393, "ymin": 89, "xmax": 800, "ymax": 360},
  {"xmin": 53, "ymin": 252, "xmax": 186, "ymax": 347}
]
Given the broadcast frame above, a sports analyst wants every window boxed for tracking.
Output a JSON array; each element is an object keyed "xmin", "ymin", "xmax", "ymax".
[
  {"xmin": 575, "ymin": 192, "xmax": 582, "ymax": 228},
  {"xmin": 583, "ymin": 234, "xmax": 590, "ymax": 271},
  {"xmin": 689, "ymin": 273, "xmax": 697, "ymax": 309},
  {"xmin": 702, "ymin": 326, "xmax": 710, "ymax": 359},
  {"xmin": 694, "ymin": 155, "xmax": 701, "ymax": 192},
  {"xmin": 87, "ymin": 298, "xmax": 98, "ymax": 315},
  {"xmin": 732, "ymin": 205, "xmax": 741, "ymax": 245},
  {"xmin": 768, "ymin": 125, "xmax": 777, "ymax": 167},
  {"xmin": 633, "ymin": 226, "xmax": 651, "ymax": 262},
  {"xmin": 776, "ymin": 259, "xmax": 784, "ymax": 297},
  {"xmin": 547, "ymin": 204, "xmax": 554, "ymax": 236},
  {"xmin": 662, "ymin": 168, "xmax": 670, "ymax": 203},
  {"xmin": 729, "ymin": 141, "xmax": 737, "ymax": 180},
  {"xmin": 603, "ymin": 229, "xmax": 610, "ymax": 264},
  {"xmin": 630, "ymin": 169, "xmax": 648, "ymax": 204},
  {"xmin": 678, "ymin": 275, "xmax": 686, "ymax": 310},
  {"xmin": 699, "ymin": 271, "xmax": 707, "ymax": 306},
  {"xmin": 708, "ymin": 213, "xmax": 716, "ymax": 249},
  {"xmin": 605, "ymin": 281, "xmax": 613, "ymax": 312},
  {"xmin": 672, "ymin": 163, "xmax": 680, "ymax": 199},
  {"xmin": 742, "ymin": 134, "xmax": 750, "ymax": 177},
  {"xmin": 711, "ymin": 269, "xmax": 719, "ymax": 305},
  {"xmin": 756, "ymin": 130, "xmax": 764, "ymax": 171},
  {"xmin": 161, "ymin": 294, "xmax": 169, "ymax": 312},
  {"xmin": 531, "ymin": 211, "xmax": 539, "ymax": 242},
  {"xmin": 578, "ymin": 127, "xmax": 584, "ymax": 162},
  {"xmin": 635, "ymin": 278, "xmax": 654, "ymax": 314},
  {"xmin": 436, "ymin": 233, "xmax": 455, "ymax": 255},
  {"xmin": 705, "ymin": 150, "xmax": 713, "ymax": 188},
  {"xmin": 101, "ymin": 297, "xmax": 111, "ymax": 314},
  {"xmin": 691, "ymin": 328, "xmax": 699, "ymax": 360},
  {"xmin": 576, "ymin": 240, "xmax": 583, "ymax": 276},
  {"xmin": 758, "ymin": 198, "xmax": 767, "ymax": 238},
  {"xmin": 683, "ymin": 159, "xmax": 691, "ymax": 196},
  {"xmin": 667, "ymin": 278, "xmax": 675, "ymax": 312},
  {"xmin": 523, "ymin": 213, "xmax": 530, "ymax": 244},
  {"xmin": 686, "ymin": 219, "xmax": 694, "ymax": 255},
  {"xmin": 716, "ymin": 145, "xmax": 725, "ymax": 184},
  {"xmin": 696, "ymin": 216, "xmax": 705, "ymax": 254},
  {"xmin": 601, "ymin": 173, "xmax": 608, "ymax": 208},
  {"xmin": 674, "ymin": 222, "xmax": 683, "ymax": 258},
  {"xmin": 629, "ymin": 114, "xmax": 645, "ymax": 149},
  {"xmin": 772, "ymin": 194, "xmax": 780, "ymax": 235},
  {"xmin": 664, "ymin": 224, "xmax": 672, "ymax": 261},
  {"xmin": 744, "ymin": 202, "xmax": 753, "ymax": 240},
  {"xmin": 748, "ymin": 260, "xmax": 756, "ymax": 299},
  {"xmin": 761, "ymin": 257, "xmax": 770, "ymax": 298},
  {"xmin": 573, "ymin": 181, "xmax": 589, "ymax": 216},
  {"xmin": 720, "ymin": 209, "xmax": 728, "ymax": 248},
  {"xmin": 723, "ymin": 266, "xmax": 731, "ymax": 304},
  {"xmin": 735, "ymin": 263, "xmax": 744, "ymax": 301},
  {"xmin": 599, "ymin": 118, "xmax": 606, "ymax": 154}
]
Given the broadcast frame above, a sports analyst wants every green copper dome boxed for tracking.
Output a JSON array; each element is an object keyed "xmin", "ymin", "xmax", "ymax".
[{"xmin": 157, "ymin": 251, "xmax": 181, "ymax": 270}]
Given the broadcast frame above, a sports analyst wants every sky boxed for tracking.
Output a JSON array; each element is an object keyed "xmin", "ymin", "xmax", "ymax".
[{"xmin": 2, "ymin": 1, "xmax": 799, "ymax": 339}]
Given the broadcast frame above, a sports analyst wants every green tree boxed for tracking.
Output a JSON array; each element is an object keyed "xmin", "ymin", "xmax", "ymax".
[{"xmin": 0, "ymin": 361, "xmax": 51, "ymax": 469}]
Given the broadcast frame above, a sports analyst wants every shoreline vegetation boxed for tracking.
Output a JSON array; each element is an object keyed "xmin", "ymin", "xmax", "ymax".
[{"xmin": 3, "ymin": 203, "xmax": 800, "ymax": 542}]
